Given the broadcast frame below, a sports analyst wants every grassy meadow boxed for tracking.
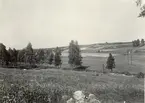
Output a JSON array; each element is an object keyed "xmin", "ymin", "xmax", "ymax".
[
  {"xmin": 61, "ymin": 53, "xmax": 145, "ymax": 74},
  {"xmin": 0, "ymin": 68, "xmax": 144, "ymax": 103}
]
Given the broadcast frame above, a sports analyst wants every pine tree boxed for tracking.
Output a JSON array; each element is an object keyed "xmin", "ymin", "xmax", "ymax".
[
  {"xmin": 0, "ymin": 43, "xmax": 8, "ymax": 66},
  {"xmin": 141, "ymin": 39, "xmax": 145, "ymax": 46},
  {"xmin": 25, "ymin": 42, "xmax": 34, "ymax": 64},
  {"xmin": 68, "ymin": 40, "xmax": 82, "ymax": 68},
  {"xmin": 13, "ymin": 48, "xmax": 18, "ymax": 66},
  {"xmin": 17, "ymin": 49, "xmax": 26, "ymax": 63},
  {"xmin": 106, "ymin": 53, "xmax": 115, "ymax": 72},
  {"xmin": 137, "ymin": 39, "xmax": 140, "ymax": 46},
  {"xmin": 5, "ymin": 50, "xmax": 10, "ymax": 66},
  {"xmin": 35, "ymin": 49, "xmax": 45, "ymax": 63},
  {"xmin": 54, "ymin": 47, "xmax": 62, "ymax": 68},
  {"xmin": 132, "ymin": 40, "xmax": 137, "ymax": 47},
  {"xmin": 74, "ymin": 41, "xmax": 82, "ymax": 67},
  {"xmin": 48, "ymin": 50, "xmax": 54, "ymax": 65},
  {"xmin": 8, "ymin": 48, "xmax": 14, "ymax": 64},
  {"xmin": 68, "ymin": 40, "xmax": 75, "ymax": 67}
]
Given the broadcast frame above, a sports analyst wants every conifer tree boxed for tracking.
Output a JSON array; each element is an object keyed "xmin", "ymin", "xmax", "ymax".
[
  {"xmin": 106, "ymin": 53, "xmax": 115, "ymax": 72},
  {"xmin": 25, "ymin": 42, "xmax": 34, "ymax": 64},
  {"xmin": 48, "ymin": 50, "xmax": 54, "ymax": 65},
  {"xmin": 141, "ymin": 39, "xmax": 145, "ymax": 46},
  {"xmin": 8, "ymin": 48, "xmax": 14, "ymax": 64},
  {"xmin": 54, "ymin": 47, "xmax": 62, "ymax": 68},
  {"xmin": 35, "ymin": 49, "xmax": 45, "ymax": 63},
  {"xmin": 137, "ymin": 39, "xmax": 140, "ymax": 46},
  {"xmin": 68, "ymin": 40, "xmax": 75, "ymax": 67},
  {"xmin": 0, "ymin": 43, "xmax": 8, "ymax": 66},
  {"xmin": 17, "ymin": 49, "xmax": 26, "ymax": 63},
  {"xmin": 13, "ymin": 48, "xmax": 18, "ymax": 66},
  {"xmin": 74, "ymin": 41, "xmax": 82, "ymax": 66},
  {"xmin": 68, "ymin": 40, "xmax": 82, "ymax": 68}
]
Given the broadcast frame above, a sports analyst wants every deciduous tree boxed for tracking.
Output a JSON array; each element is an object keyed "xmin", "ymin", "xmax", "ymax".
[{"xmin": 136, "ymin": 0, "xmax": 145, "ymax": 17}]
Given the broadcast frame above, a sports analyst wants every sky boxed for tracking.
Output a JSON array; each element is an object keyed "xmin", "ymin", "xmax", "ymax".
[{"xmin": 0, "ymin": 0, "xmax": 145, "ymax": 49}]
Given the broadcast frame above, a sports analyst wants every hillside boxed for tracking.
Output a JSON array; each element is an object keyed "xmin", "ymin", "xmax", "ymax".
[
  {"xmin": 33, "ymin": 42, "xmax": 145, "ymax": 56},
  {"xmin": 62, "ymin": 42, "xmax": 145, "ymax": 54}
]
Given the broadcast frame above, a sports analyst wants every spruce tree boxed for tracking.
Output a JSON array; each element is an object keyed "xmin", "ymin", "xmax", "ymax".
[
  {"xmin": 48, "ymin": 50, "xmax": 54, "ymax": 65},
  {"xmin": 141, "ymin": 39, "xmax": 145, "ymax": 46},
  {"xmin": 68, "ymin": 40, "xmax": 75, "ymax": 67},
  {"xmin": 68, "ymin": 40, "xmax": 82, "ymax": 68},
  {"xmin": 35, "ymin": 49, "xmax": 45, "ymax": 63},
  {"xmin": 74, "ymin": 41, "xmax": 82, "ymax": 67},
  {"xmin": 137, "ymin": 39, "xmax": 140, "ymax": 46},
  {"xmin": 17, "ymin": 49, "xmax": 26, "ymax": 64},
  {"xmin": 54, "ymin": 47, "xmax": 62, "ymax": 68},
  {"xmin": 25, "ymin": 42, "xmax": 34, "ymax": 64},
  {"xmin": 13, "ymin": 48, "xmax": 18, "ymax": 66},
  {"xmin": 106, "ymin": 53, "xmax": 115, "ymax": 72},
  {"xmin": 8, "ymin": 48, "xmax": 17, "ymax": 66},
  {"xmin": 0, "ymin": 43, "xmax": 8, "ymax": 66},
  {"xmin": 8, "ymin": 48, "xmax": 14, "ymax": 64}
]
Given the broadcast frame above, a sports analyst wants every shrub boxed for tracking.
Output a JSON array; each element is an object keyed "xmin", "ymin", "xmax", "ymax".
[
  {"xmin": 18, "ymin": 64, "xmax": 38, "ymax": 69},
  {"xmin": 73, "ymin": 66, "xmax": 89, "ymax": 71},
  {"xmin": 136, "ymin": 72, "xmax": 144, "ymax": 78},
  {"xmin": 121, "ymin": 71, "xmax": 131, "ymax": 76}
]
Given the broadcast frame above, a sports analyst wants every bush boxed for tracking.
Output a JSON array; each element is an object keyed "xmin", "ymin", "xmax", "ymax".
[
  {"xmin": 37, "ymin": 64, "xmax": 53, "ymax": 69},
  {"xmin": 73, "ymin": 66, "xmax": 89, "ymax": 71},
  {"xmin": 136, "ymin": 72, "xmax": 144, "ymax": 78},
  {"xmin": 18, "ymin": 64, "xmax": 38, "ymax": 69},
  {"xmin": 121, "ymin": 71, "xmax": 131, "ymax": 76}
]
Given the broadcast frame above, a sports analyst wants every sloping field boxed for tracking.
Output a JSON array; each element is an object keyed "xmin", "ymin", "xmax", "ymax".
[{"xmin": 62, "ymin": 42, "xmax": 139, "ymax": 54}]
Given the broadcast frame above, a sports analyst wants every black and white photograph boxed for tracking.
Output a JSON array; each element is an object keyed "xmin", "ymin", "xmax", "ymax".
[{"xmin": 0, "ymin": 0, "xmax": 145, "ymax": 103}]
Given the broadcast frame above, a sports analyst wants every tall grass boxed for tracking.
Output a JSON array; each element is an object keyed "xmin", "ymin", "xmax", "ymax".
[{"xmin": 0, "ymin": 68, "xmax": 144, "ymax": 103}]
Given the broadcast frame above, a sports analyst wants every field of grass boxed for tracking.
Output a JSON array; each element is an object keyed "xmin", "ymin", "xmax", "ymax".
[
  {"xmin": 61, "ymin": 53, "xmax": 145, "ymax": 74},
  {"xmin": 0, "ymin": 67, "xmax": 144, "ymax": 103}
]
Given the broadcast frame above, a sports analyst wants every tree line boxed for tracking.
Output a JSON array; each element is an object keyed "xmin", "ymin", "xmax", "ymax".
[
  {"xmin": 0, "ymin": 42, "xmax": 62, "ymax": 68},
  {"xmin": 0, "ymin": 40, "xmax": 82, "ymax": 69},
  {"xmin": 47, "ymin": 40, "xmax": 83, "ymax": 68},
  {"xmin": 0, "ymin": 40, "xmax": 115, "ymax": 72},
  {"xmin": 132, "ymin": 39, "xmax": 144, "ymax": 47}
]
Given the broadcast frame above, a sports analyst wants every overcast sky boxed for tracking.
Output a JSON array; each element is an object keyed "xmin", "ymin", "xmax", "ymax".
[{"xmin": 0, "ymin": 0, "xmax": 145, "ymax": 49}]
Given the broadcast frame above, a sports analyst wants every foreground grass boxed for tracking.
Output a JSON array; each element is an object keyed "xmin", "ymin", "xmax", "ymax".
[{"xmin": 0, "ymin": 68, "xmax": 144, "ymax": 103}]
